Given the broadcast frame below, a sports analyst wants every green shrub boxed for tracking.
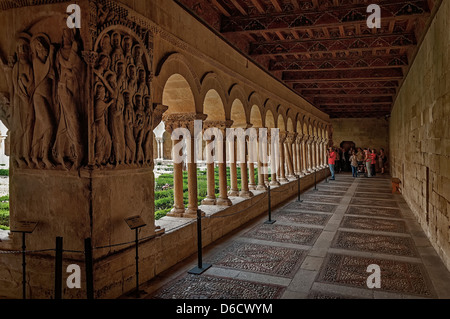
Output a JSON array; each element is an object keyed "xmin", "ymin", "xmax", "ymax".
[
  {"xmin": 155, "ymin": 208, "xmax": 171, "ymax": 220},
  {"xmin": 155, "ymin": 197, "xmax": 173, "ymax": 210},
  {"xmin": 0, "ymin": 170, "xmax": 8, "ymax": 177}
]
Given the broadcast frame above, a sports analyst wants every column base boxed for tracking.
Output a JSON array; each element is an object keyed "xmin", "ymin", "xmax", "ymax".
[
  {"xmin": 249, "ymin": 184, "xmax": 257, "ymax": 190},
  {"xmin": 184, "ymin": 209, "xmax": 205, "ymax": 218},
  {"xmin": 256, "ymin": 184, "xmax": 268, "ymax": 191},
  {"xmin": 278, "ymin": 177, "xmax": 289, "ymax": 183},
  {"xmin": 287, "ymin": 175, "xmax": 297, "ymax": 181},
  {"xmin": 239, "ymin": 190, "xmax": 254, "ymax": 198},
  {"xmin": 167, "ymin": 207, "xmax": 186, "ymax": 218},
  {"xmin": 216, "ymin": 197, "xmax": 233, "ymax": 206},
  {"xmin": 228, "ymin": 190, "xmax": 240, "ymax": 197},
  {"xmin": 270, "ymin": 181, "xmax": 281, "ymax": 187},
  {"xmin": 201, "ymin": 198, "xmax": 217, "ymax": 206}
]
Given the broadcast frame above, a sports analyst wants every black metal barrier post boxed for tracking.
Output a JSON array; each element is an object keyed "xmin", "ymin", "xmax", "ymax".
[
  {"xmin": 11, "ymin": 221, "xmax": 38, "ymax": 300},
  {"xmin": 296, "ymin": 176, "xmax": 303, "ymax": 203},
  {"xmin": 124, "ymin": 216, "xmax": 147, "ymax": 297},
  {"xmin": 21, "ymin": 232, "xmax": 26, "ymax": 299},
  {"xmin": 188, "ymin": 209, "xmax": 212, "ymax": 275},
  {"xmin": 84, "ymin": 238, "xmax": 94, "ymax": 300},
  {"xmin": 264, "ymin": 185, "xmax": 276, "ymax": 225},
  {"xmin": 55, "ymin": 237, "xmax": 63, "ymax": 300},
  {"xmin": 314, "ymin": 169, "xmax": 319, "ymax": 191}
]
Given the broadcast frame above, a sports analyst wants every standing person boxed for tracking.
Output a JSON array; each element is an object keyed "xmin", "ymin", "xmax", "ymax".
[
  {"xmin": 365, "ymin": 148, "xmax": 372, "ymax": 178},
  {"xmin": 350, "ymin": 151, "xmax": 358, "ymax": 178},
  {"xmin": 335, "ymin": 147, "xmax": 341, "ymax": 173},
  {"xmin": 356, "ymin": 148, "xmax": 364, "ymax": 174},
  {"xmin": 379, "ymin": 148, "xmax": 387, "ymax": 175},
  {"xmin": 328, "ymin": 147, "xmax": 337, "ymax": 180},
  {"xmin": 371, "ymin": 149, "xmax": 377, "ymax": 177}
]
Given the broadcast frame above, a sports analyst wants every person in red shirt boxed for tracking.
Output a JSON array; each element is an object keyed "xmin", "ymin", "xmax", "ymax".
[{"xmin": 328, "ymin": 147, "xmax": 337, "ymax": 180}]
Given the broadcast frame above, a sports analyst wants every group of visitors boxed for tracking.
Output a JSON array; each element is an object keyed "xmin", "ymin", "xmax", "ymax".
[{"xmin": 327, "ymin": 147, "xmax": 387, "ymax": 180}]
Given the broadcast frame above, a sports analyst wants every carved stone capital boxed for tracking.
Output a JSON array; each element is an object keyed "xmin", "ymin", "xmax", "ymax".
[{"xmin": 81, "ymin": 51, "xmax": 99, "ymax": 67}]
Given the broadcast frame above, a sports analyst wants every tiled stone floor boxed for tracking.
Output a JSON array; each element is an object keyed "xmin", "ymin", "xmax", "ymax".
[{"xmin": 133, "ymin": 173, "xmax": 450, "ymax": 300}]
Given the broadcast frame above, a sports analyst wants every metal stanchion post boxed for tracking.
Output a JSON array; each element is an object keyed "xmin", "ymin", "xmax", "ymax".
[
  {"xmin": 314, "ymin": 169, "xmax": 318, "ymax": 191},
  {"xmin": 265, "ymin": 185, "xmax": 276, "ymax": 224},
  {"xmin": 55, "ymin": 237, "xmax": 63, "ymax": 300},
  {"xmin": 189, "ymin": 209, "xmax": 212, "ymax": 275},
  {"xmin": 297, "ymin": 176, "xmax": 303, "ymax": 203},
  {"xmin": 135, "ymin": 228, "xmax": 140, "ymax": 297},
  {"xmin": 124, "ymin": 216, "xmax": 147, "ymax": 297},
  {"xmin": 11, "ymin": 221, "xmax": 38, "ymax": 300},
  {"xmin": 84, "ymin": 238, "xmax": 94, "ymax": 300},
  {"xmin": 21, "ymin": 232, "xmax": 26, "ymax": 299}
]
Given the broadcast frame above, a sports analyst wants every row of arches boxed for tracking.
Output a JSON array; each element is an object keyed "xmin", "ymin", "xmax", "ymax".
[{"xmin": 151, "ymin": 53, "xmax": 331, "ymax": 218}]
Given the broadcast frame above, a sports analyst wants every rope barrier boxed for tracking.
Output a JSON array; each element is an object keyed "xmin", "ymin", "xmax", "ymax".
[{"xmin": 0, "ymin": 248, "xmax": 55, "ymax": 255}]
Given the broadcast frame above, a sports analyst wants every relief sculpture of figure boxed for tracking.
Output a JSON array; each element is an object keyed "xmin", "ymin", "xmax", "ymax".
[
  {"xmin": 11, "ymin": 36, "xmax": 34, "ymax": 168},
  {"xmin": 122, "ymin": 36, "xmax": 133, "ymax": 66},
  {"xmin": 53, "ymin": 29, "xmax": 85, "ymax": 170},
  {"xmin": 123, "ymin": 90, "xmax": 136, "ymax": 164},
  {"xmin": 111, "ymin": 32, "xmax": 124, "ymax": 67},
  {"xmin": 126, "ymin": 64, "xmax": 137, "ymax": 95},
  {"xmin": 30, "ymin": 34, "xmax": 56, "ymax": 169},
  {"xmin": 98, "ymin": 71, "xmax": 126, "ymax": 166},
  {"xmin": 136, "ymin": 68, "xmax": 149, "ymax": 96},
  {"xmin": 133, "ymin": 93, "xmax": 145, "ymax": 164},
  {"xmin": 142, "ymin": 95, "xmax": 153, "ymax": 166},
  {"xmin": 94, "ymin": 82, "xmax": 113, "ymax": 166}
]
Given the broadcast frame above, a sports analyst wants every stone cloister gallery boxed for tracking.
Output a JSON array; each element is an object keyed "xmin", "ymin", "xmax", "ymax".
[{"xmin": 0, "ymin": 0, "xmax": 448, "ymax": 300}]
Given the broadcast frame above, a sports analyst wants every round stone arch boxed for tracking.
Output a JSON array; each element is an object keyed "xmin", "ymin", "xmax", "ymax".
[
  {"xmin": 153, "ymin": 52, "xmax": 202, "ymax": 110},
  {"xmin": 250, "ymin": 105, "xmax": 263, "ymax": 128},
  {"xmin": 230, "ymin": 99, "xmax": 247, "ymax": 128},
  {"xmin": 277, "ymin": 114, "xmax": 286, "ymax": 132},
  {"xmin": 263, "ymin": 99, "xmax": 277, "ymax": 128},
  {"xmin": 200, "ymin": 72, "xmax": 228, "ymax": 118},
  {"xmin": 227, "ymin": 84, "xmax": 249, "ymax": 122}
]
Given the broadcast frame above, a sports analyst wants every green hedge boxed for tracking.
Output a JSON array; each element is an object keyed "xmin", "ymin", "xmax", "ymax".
[
  {"xmin": 0, "ymin": 170, "xmax": 9, "ymax": 177},
  {"xmin": 154, "ymin": 167, "xmax": 257, "ymax": 220}
]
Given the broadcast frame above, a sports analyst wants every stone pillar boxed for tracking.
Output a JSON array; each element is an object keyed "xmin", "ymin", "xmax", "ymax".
[
  {"xmin": 201, "ymin": 138, "xmax": 216, "ymax": 205},
  {"xmin": 238, "ymin": 134, "xmax": 253, "ymax": 198},
  {"xmin": 295, "ymin": 136, "xmax": 303, "ymax": 176},
  {"xmin": 228, "ymin": 136, "xmax": 239, "ymax": 197},
  {"xmin": 278, "ymin": 133, "xmax": 288, "ymax": 183},
  {"xmin": 167, "ymin": 138, "xmax": 186, "ymax": 217},
  {"xmin": 256, "ymin": 131, "xmax": 268, "ymax": 191},
  {"xmin": 269, "ymin": 133, "xmax": 280, "ymax": 186},
  {"xmin": 216, "ymin": 122, "xmax": 233, "ymax": 206},
  {"xmin": 301, "ymin": 136, "xmax": 308, "ymax": 175},
  {"xmin": 286, "ymin": 133, "xmax": 296, "ymax": 180}
]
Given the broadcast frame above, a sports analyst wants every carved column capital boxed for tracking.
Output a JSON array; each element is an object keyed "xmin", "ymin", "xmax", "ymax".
[{"xmin": 81, "ymin": 51, "xmax": 98, "ymax": 67}]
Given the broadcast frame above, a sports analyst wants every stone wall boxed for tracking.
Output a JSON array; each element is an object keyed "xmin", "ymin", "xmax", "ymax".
[
  {"xmin": 390, "ymin": 1, "xmax": 450, "ymax": 271},
  {"xmin": 0, "ymin": 168, "xmax": 330, "ymax": 299}
]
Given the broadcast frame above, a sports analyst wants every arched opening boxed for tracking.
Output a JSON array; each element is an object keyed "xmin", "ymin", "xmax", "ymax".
[{"xmin": 155, "ymin": 73, "xmax": 197, "ymax": 219}]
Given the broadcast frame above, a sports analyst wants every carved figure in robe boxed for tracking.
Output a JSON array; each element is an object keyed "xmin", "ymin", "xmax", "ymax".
[
  {"xmin": 122, "ymin": 36, "xmax": 133, "ymax": 66},
  {"xmin": 111, "ymin": 32, "xmax": 124, "ymax": 67},
  {"xmin": 115, "ymin": 60, "xmax": 127, "ymax": 92},
  {"xmin": 136, "ymin": 68, "xmax": 149, "ymax": 96},
  {"xmin": 99, "ymin": 71, "xmax": 126, "ymax": 166},
  {"xmin": 142, "ymin": 95, "xmax": 153, "ymax": 165},
  {"xmin": 133, "ymin": 93, "xmax": 145, "ymax": 164},
  {"xmin": 30, "ymin": 34, "xmax": 56, "ymax": 169},
  {"xmin": 123, "ymin": 91, "xmax": 136, "ymax": 164},
  {"xmin": 100, "ymin": 34, "xmax": 112, "ymax": 57},
  {"xmin": 94, "ymin": 82, "xmax": 113, "ymax": 165},
  {"xmin": 126, "ymin": 64, "xmax": 137, "ymax": 95},
  {"xmin": 11, "ymin": 37, "xmax": 34, "ymax": 168},
  {"xmin": 132, "ymin": 45, "xmax": 144, "ymax": 69},
  {"xmin": 53, "ymin": 29, "xmax": 85, "ymax": 170},
  {"xmin": 95, "ymin": 54, "xmax": 110, "ymax": 77}
]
